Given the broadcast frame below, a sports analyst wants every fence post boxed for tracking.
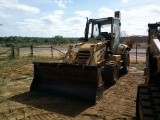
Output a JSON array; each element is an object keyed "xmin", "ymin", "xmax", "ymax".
[
  {"xmin": 51, "ymin": 45, "xmax": 53, "ymax": 58},
  {"xmin": 11, "ymin": 43, "xmax": 15, "ymax": 59},
  {"xmin": 136, "ymin": 43, "xmax": 137, "ymax": 63},
  {"xmin": 30, "ymin": 45, "xmax": 33, "ymax": 57}
]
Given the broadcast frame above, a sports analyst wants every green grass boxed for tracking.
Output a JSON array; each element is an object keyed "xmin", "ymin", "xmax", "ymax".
[
  {"xmin": 0, "ymin": 56, "xmax": 61, "ymax": 70},
  {"xmin": 130, "ymin": 62, "xmax": 145, "ymax": 71},
  {"xmin": 0, "ymin": 56, "xmax": 62, "ymax": 92},
  {"xmin": 0, "ymin": 58, "xmax": 28, "ymax": 70},
  {"xmin": 0, "ymin": 79, "xmax": 10, "ymax": 93},
  {"xmin": 0, "ymin": 56, "xmax": 62, "ymax": 76},
  {"xmin": 137, "ymin": 64, "xmax": 145, "ymax": 71},
  {"xmin": 0, "ymin": 98, "xmax": 7, "ymax": 104}
]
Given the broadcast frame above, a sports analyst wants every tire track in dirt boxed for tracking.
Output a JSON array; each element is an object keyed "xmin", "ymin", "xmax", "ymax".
[
  {"xmin": 0, "ymin": 106, "xmax": 34, "ymax": 120},
  {"xmin": 22, "ymin": 113, "xmax": 58, "ymax": 120},
  {"xmin": 0, "ymin": 64, "xmax": 145, "ymax": 120},
  {"xmin": 0, "ymin": 106, "xmax": 69, "ymax": 120},
  {"xmin": 78, "ymin": 70, "xmax": 145, "ymax": 120}
]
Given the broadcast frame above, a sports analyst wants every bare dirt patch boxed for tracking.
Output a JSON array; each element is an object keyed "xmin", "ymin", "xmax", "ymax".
[{"xmin": 0, "ymin": 55, "xmax": 145, "ymax": 120}]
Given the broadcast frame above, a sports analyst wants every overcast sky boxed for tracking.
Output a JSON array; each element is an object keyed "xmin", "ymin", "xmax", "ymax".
[{"xmin": 0, "ymin": 0, "xmax": 160, "ymax": 37}]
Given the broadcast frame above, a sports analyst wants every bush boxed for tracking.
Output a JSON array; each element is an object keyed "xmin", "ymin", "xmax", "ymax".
[{"xmin": 5, "ymin": 42, "xmax": 13, "ymax": 47}]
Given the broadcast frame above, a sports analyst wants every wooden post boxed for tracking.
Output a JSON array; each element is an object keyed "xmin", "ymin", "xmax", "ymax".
[
  {"xmin": 136, "ymin": 43, "xmax": 137, "ymax": 63},
  {"xmin": 12, "ymin": 43, "xmax": 15, "ymax": 59},
  {"xmin": 51, "ymin": 45, "xmax": 53, "ymax": 58},
  {"xmin": 30, "ymin": 45, "xmax": 33, "ymax": 57},
  {"xmin": 17, "ymin": 47, "xmax": 19, "ymax": 57}
]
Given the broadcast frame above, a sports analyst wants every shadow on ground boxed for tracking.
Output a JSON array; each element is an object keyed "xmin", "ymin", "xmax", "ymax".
[{"xmin": 9, "ymin": 91, "xmax": 93, "ymax": 117}]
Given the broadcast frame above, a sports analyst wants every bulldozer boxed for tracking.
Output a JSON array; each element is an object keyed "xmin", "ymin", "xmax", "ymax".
[
  {"xmin": 30, "ymin": 11, "xmax": 130, "ymax": 104},
  {"xmin": 136, "ymin": 23, "xmax": 160, "ymax": 119}
]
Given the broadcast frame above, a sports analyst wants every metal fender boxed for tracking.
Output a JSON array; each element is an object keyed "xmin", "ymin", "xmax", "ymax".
[{"xmin": 116, "ymin": 44, "xmax": 129, "ymax": 54}]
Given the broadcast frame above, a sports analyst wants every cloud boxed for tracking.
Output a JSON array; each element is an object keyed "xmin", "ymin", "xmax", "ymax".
[
  {"xmin": 3, "ymin": 1, "xmax": 160, "ymax": 37},
  {"xmin": 98, "ymin": 7, "xmax": 114, "ymax": 17},
  {"xmin": 16, "ymin": 9, "xmax": 87, "ymax": 37},
  {"xmin": 54, "ymin": 10, "xmax": 64, "ymax": 15},
  {"xmin": 16, "ymin": 10, "xmax": 68, "ymax": 37},
  {"xmin": 121, "ymin": 5, "xmax": 160, "ymax": 35},
  {"xmin": 0, "ymin": 11, "xmax": 10, "ymax": 18},
  {"xmin": 121, "ymin": 0, "xmax": 128, "ymax": 3},
  {"xmin": 17, "ymin": 10, "xmax": 65, "ymax": 27},
  {"xmin": 75, "ymin": 10, "xmax": 92, "ymax": 17},
  {"xmin": 17, "ymin": 18, "xmax": 51, "ymax": 37},
  {"xmin": 145, "ymin": 5, "xmax": 160, "ymax": 14},
  {"xmin": 65, "ymin": 16, "xmax": 86, "ymax": 28},
  {"xmin": 65, "ymin": 10, "xmax": 92, "ymax": 34},
  {"xmin": 41, "ymin": 10, "xmax": 64, "ymax": 25},
  {"xmin": 54, "ymin": 0, "xmax": 73, "ymax": 8},
  {"xmin": 97, "ymin": 5, "xmax": 160, "ymax": 36},
  {"xmin": 0, "ymin": 0, "xmax": 40, "ymax": 14}
]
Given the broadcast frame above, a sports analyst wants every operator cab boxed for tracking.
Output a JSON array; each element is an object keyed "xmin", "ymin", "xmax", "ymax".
[{"xmin": 86, "ymin": 17, "xmax": 121, "ymax": 54}]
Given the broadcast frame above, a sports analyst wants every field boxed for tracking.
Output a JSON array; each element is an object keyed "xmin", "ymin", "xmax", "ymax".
[{"xmin": 0, "ymin": 53, "xmax": 145, "ymax": 120}]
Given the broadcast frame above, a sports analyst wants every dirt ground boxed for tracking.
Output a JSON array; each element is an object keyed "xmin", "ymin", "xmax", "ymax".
[{"xmin": 0, "ymin": 55, "xmax": 145, "ymax": 120}]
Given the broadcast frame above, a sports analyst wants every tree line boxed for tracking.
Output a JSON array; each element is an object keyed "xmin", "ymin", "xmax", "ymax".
[
  {"xmin": 0, "ymin": 34, "xmax": 148, "ymax": 47},
  {"xmin": 0, "ymin": 35, "xmax": 78, "ymax": 47},
  {"xmin": 121, "ymin": 35, "xmax": 148, "ymax": 44}
]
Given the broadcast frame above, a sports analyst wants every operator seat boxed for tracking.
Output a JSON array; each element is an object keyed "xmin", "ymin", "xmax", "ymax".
[
  {"xmin": 100, "ymin": 32, "xmax": 113, "ymax": 56},
  {"xmin": 100, "ymin": 32, "xmax": 110, "ymax": 40}
]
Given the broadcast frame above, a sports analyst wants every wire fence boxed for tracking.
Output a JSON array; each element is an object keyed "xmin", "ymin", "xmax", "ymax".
[
  {"xmin": 0, "ymin": 45, "xmax": 66, "ymax": 60},
  {"xmin": 0, "ymin": 49, "xmax": 11, "ymax": 56},
  {"xmin": 0, "ymin": 44, "xmax": 146, "ymax": 62},
  {"xmin": 128, "ymin": 44, "xmax": 146, "ymax": 63}
]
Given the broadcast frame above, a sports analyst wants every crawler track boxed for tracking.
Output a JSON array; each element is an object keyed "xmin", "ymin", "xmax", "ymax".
[
  {"xmin": 22, "ymin": 113, "xmax": 57, "ymax": 120},
  {"xmin": 136, "ymin": 84, "xmax": 160, "ymax": 119}
]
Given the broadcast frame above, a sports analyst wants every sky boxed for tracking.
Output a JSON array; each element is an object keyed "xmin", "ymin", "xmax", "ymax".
[{"xmin": 0, "ymin": 0, "xmax": 160, "ymax": 37}]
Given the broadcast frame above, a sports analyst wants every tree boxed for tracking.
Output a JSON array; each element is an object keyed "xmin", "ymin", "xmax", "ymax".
[
  {"xmin": 54, "ymin": 35, "xmax": 64, "ymax": 46},
  {"xmin": 120, "ymin": 31, "xmax": 128, "ymax": 43},
  {"xmin": 121, "ymin": 31, "xmax": 127, "ymax": 37}
]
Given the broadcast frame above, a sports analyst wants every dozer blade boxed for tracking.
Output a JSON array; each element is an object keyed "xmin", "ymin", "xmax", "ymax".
[{"xmin": 30, "ymin": 62, "xmax": 104, "ymax": 104}]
